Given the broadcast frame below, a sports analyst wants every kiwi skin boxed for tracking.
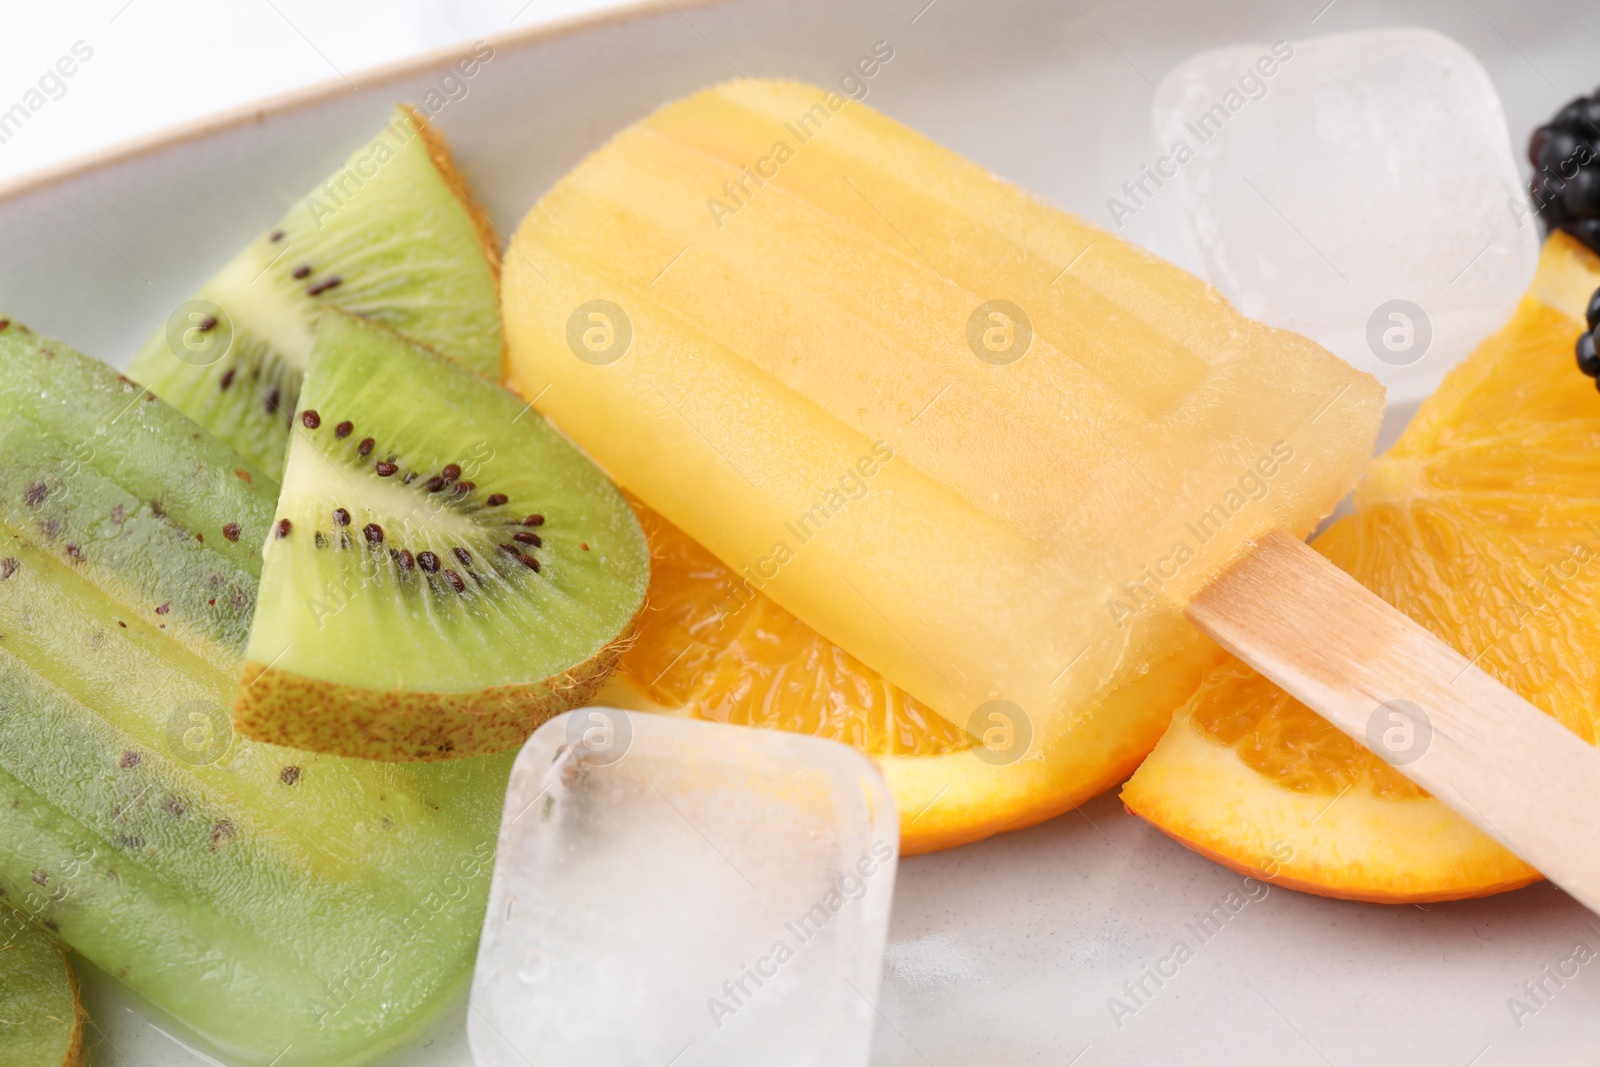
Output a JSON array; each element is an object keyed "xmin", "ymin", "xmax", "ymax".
[
  {"xmin": 235, "ymin": 621, "xmax": 639, "ymax": 762},
  {"xmin": 0, "ymin": 916, "xmax": 86, "ymax": 1067},
  {"xmin": 409, "ymin": 104, "xmax": 506, "ymax": 380},
  {"xmin": 411, "ymin": 108, "xmax": 503, "ymax": 285},
  {"xmin": 58, "ymin": 945, "xmax": 85, "ymax": 1067}
]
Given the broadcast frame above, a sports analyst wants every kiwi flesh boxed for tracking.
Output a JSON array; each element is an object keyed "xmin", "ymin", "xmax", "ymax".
[
  {"xmin": 237, "ymin": 310, "xmax": 649, "ymax": 761},
  {"xmin": 0, "ymin": 318, "xmax": 276, "ymax": 670},
  {"xmin": 0, "ymin": 904, "xmax": 83, "ymax": 1067},
  {"xmin": 0, "ymin": 319, "xmax": 514, "ymax": 1064},
  {"xmin": 127, "ymin": 105, "xmax": 502, "ymax": 478}
]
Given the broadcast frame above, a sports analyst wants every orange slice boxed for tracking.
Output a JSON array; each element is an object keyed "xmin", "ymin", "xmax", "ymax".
[
  {"xmin": 603, "ymin": 502, "xmax": 1221, "ymax": 854},
  {"xmin": 1124, "ymin": 233, "xmax": 1600, "ymax": 901}
]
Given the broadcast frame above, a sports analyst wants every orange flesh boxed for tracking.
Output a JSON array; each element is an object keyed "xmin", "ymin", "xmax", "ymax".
[
  {"xmin": 1124, "ymin": 233, "xmax": 1600, "ymax": 901},
  {"xmin": 1188, "ymin": 658, "xmax": 1425, "ymax": 801},
  {"xmin": 617, "ymin": 500, "xmax": 974, "ymax": 759}
]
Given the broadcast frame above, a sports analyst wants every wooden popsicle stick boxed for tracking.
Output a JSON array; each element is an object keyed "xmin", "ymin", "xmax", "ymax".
[{"xmin": 1187, "ymin": 528, "xmax": 1600, "ymax": 915}]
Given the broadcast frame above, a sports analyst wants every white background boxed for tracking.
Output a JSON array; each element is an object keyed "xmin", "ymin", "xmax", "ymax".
[{"xmin": 0, "ymin": 0, "xmax": 630, "ymax": 185}]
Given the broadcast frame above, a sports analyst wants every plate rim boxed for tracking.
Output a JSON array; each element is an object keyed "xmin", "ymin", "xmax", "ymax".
[{"xmin": 0, "ymin": 0, "xmax": 732, "ymax": 206}]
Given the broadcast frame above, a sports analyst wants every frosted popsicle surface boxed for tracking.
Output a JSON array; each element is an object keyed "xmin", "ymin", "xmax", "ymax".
[
  {"xmin": 504, "ymin": 80, "xmax": 1384, "ymax": 737},
  {"xmin": 469, "ymin": 710, "xmax": 898, "ymax": 1067}
]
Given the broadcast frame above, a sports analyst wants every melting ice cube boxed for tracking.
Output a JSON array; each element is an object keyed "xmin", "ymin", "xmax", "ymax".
[
  {"xmin": 1150, "ymin": 28, "xmax": 1539, "ymax": 405},
  {"xmin": 468, "ymin": 709, "xmax": 898, "ymax": 1067}
]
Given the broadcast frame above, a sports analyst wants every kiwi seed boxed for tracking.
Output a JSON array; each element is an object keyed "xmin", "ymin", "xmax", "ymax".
[{"xmin": 499, "ymin": 544, "xmax": 540, "ymax": 571}]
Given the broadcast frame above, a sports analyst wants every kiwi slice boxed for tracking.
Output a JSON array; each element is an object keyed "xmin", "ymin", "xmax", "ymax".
[
  {"xmin": 127, "ymin": 104, "xmax": 501, "ymax": 478},
  {"xmin": 0, "ymin": 319, "xmax": 513, "ymax": 1062},
  {"xmin": 0, "ymin": 905, "xmax": 83, "ymax": 1067},
  {"xmin": 237, "ymin": 310, "xmax": 649, "ymax": 761}
]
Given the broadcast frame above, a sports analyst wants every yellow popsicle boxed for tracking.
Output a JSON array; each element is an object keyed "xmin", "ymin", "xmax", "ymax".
[{"xmin": 504, "ymin": 79, "xmax": 1383, "ymax": 750}]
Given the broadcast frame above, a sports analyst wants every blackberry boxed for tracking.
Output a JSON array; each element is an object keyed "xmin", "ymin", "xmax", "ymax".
[
  {"xmin": 1530, "ymin": 88, "xmax": 1600, "ymax": 253},
  {"xmin": 1577, "ymin": 285, "xmax": 1600, "ymax": 385}
]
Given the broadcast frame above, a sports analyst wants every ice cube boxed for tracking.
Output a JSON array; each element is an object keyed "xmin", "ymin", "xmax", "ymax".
[
  {"xmin": 1150, "ymin": 28, "xmax": 1539, "ymax": 404},
  {"xmin": 468, "ymin": 709, "xmax": 898, "ymax": 1067}
]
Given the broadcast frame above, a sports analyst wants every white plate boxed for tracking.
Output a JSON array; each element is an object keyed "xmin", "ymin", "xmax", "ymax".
[{"xmin": 5, "ymin": 0, "xmax": 1599, "ymax": 1063}]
